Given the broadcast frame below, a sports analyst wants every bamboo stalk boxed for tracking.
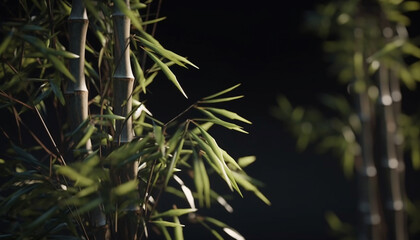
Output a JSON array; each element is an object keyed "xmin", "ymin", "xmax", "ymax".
[
  {"xmin": 111, "ymin": 1, "xmax": 139, "ymax": 239},
  {"xmin": 353, "ymin": 25, "xmax": 385, "ymax": 240},
  {"xmin": 378, "ymin": 64, "xmax": 407, "ymax": 240},
  {"xmin": 66, "ymin": 1, "xmax": 108, "ymax": 238},
  {"xmin": 65, "ymin": 0, "xmax": 91, "ymax": 152}
]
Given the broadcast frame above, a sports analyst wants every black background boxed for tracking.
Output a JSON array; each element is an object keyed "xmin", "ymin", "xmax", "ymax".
[{"xmin": 145, "ymin": 1, "xmax": 359, "ymax": 239}]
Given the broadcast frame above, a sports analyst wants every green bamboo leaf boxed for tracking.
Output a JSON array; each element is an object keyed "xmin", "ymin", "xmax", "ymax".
[
  {"xmin": 12, "ymin": 145, "xmax": 47, "ymax": 169},
  {"xmin": 204, "ymin": 217, "xmax": 228, "ymax": 228},
  {"xmin": 193, "ymin": 148, "xmax": 210, "ymax": 207},
  {"xmin": 174, "ymin": 216, "xmax": 184, "ymax": 240},
  {"xmin": 190, "ymin": 132, "xmax": 232, "ymax": 191},
  {"xmin": 237, "ymin": 155, "xmax": 256, "ymax": 168},
  {"xmin": 49, "ymin": 77, "xmax": 65, "ymax": 105},
  {"xmin": 48, "ymin": 55, "xmax": 76, "ymax": 82},
  {"xmin": 222, "ymin": 150, "xmax": 242, "ymax": 171},
  {"xmin": 0, "ymin": 185, "xmax": 37, "ymax": 214},
  {"xmin": 131, "ymin": 2, "xmax": 147, "ymax": 9},
  {"xmin": 165, "ymin": 139, "xmax": 185, "ymax": 187},
  {"xmin": 194, "ymin": 123, "xmax": 224, "ymax": 162},
  {"xmin": 199, "ymin": 96, "xmax": 244, "ymax": 104},
  {"xmin": 135, "ymin": 36, "xmax": 186, "ymax": 67},
  {"xmin": 56, "ymin": 166, "xmax": 94, "ymax": 186},
  {"xmin": 151, "ymin": 220, "xmax": 185, "ymax": 228},
  {"xmin": 195, "ymin": 108, "xmax": 248, "ymax": 134},
  {"xmin": 402, "ymin": 41, "xmax": 420, "ymax": 58},
  {"xmin": 75, "ymin": 124, "xmax": 96, "ymax": 149},
  {"xmin": 76, "ymin": 185, "xmax": 99, "ymax": 198},
  {"xmin": 151, "ymin": 208, "xmax": 197, "ymax": 219},
  {"xmin": 202, "ymin": 84, "xmax": 241, "ymax": 100},
  {"xmin": 204, "ymin": 107, "xmax": 252, "ymax": 124},
  {"xmin": 141, "ymin": 17, "xmax": 167, "ymax": 26},
  {"xmin": 232, "ymin": 171, "xmax": 271, "ymax": 205},
  {"xmin": 0, "ymin": 29, "xmax": 14, "ymax": 55},
  {"xmin": 367, "ymin": 38, "xmax": 405, "ymax": 62},
  {"xmin": 130, "ymin": 51, "xmax": 146, "ymax": 93},
  {"xmin": 26, "ymin": 206, "xmax": 59, "ymax": 229},
  {"xmin": 112, "ymin": 180, "xmax": 138, "ymax": 196},
  {"xmin": 75, "ymin": 198, "xmax": 102, "ymax": 215},
  {"xmin": 399, "ymin": 65, "xmax": 416, "ymax": 90},
  {"xmin": 410, "ymin": 61, "xmax": 420, "ymax": 81},
  {"xmin": 145, "ymin": 51, "xmax": 188, "ymax": 98},
  {"xmin": 114, "ymin": 0, "xmax": 143, "ymax": 31},
  {"xmin": 105, "ymin": 135, "xmax": 150, "ymax": 165},
  {"xmin": 402, "ymin": 1, "xmax": 420, "ymax": 11},
  {"xmin": 191, "ymin": 122, "xmax": 214, "ymax": 135},
  {"xmin": 197, "ymin": 220, "xmax": 224, "ymax": 240},
  {"xmin": 92, "ymin": 114, "xmax": 125, "ymax": 120}
]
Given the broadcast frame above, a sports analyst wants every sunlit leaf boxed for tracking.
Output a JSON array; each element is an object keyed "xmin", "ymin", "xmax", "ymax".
[
  {"xmin": 164, "ymin": 139, "xmax": 184, "ymax": 187},
  {"xmin": 199, "ymin": 96, "xmax": 244, "ymax": 104},
  {"xmin": 237, "ymin": 156, "xmax": 256, "ymax": 168},
  {"xmin": 223, "ymin": 228, "xmax": 245, "ymax": 240},
  {"xmin": 190, "ymin": 132, "xmax": 232, "ymax": 190},
  {"xmin": 151, "ymin": 220, "xmax": 185, "ymax": 228},
  {"xmin": 194, "ymin": 108, "xmax": 248, "ymax": 134},
  {"xmin": 203, "ymin": 107, "xmax": 252, "ymax": 124},
  {"xmin": 202, "ymin": 84, "xmax": 241, "ymax": 100},
  {"xmin": 114, "ymin": 0, "xmax": 143, "ymax": 31},
  {"xmin": 173, "ymin": 216, "xmax": 184, "ymax": 240},
  {"xmin": 105, "ymin": 135, "xmax": 151, "ymax": 165},
  {"xmin": 131, "ymin": 51, "xmax": 146, "ymax": 93},
  {"xmin": 173, "ymin": 175, "xmax": 195, "ymax": 209},
  {"xmin": 112, "ymin": 180, "xmax": 138, "ymax": 196},
  {"xmin": 56, "ymin": 166, "xmax": 94, "ymax": 186},
  {"xmin": 232, "ymin": 171, "xmax": 271, "ymax": 205},
  {"xmin": 145, "ymin": 51, "xmax": 188, "ymax": 98},
  {"xmin": 0, "ymin": 28, "xmax": 14, "ymax": 55},
  {"xmin": 151, "ymin": 208, "xmax": 197, "ymax": 219}
]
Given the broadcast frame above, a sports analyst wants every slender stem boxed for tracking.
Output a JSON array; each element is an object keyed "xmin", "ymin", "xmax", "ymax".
[
  {"xmin": 65, "ymin": 0, "xmax": 91, "ymax": 153},
  {"xmin": 112, "ymin": 1, "xmax": 139, "ymax": 239},
  {"xmin": 353, "ymin": 22, "xmax": 384, "ymax": 240}
]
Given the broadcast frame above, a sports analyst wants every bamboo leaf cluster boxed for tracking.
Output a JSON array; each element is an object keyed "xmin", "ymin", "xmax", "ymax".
[{"xmin": 0, "ymin": 0, "xmax": 268, "ymax": 239}]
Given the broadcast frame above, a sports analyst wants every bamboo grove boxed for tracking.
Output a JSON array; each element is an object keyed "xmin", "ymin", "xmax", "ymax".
[
  {"xmin": 272, "ymin": 0, "xmax": 420, "ymax": 239},
  {"xmin": 0, "ymin": 0, "xmax": 270, "ymax": 239}
]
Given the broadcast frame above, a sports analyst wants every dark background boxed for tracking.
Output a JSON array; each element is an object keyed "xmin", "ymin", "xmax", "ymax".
[{"xmin": 145, "ymin": 1, "xmax": 358, "ymax": 239}]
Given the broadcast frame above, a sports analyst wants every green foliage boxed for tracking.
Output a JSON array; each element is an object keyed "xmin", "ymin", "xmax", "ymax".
[{"xmin": 0, "ymin": 0, "xmax": 268, "ymax": 239}]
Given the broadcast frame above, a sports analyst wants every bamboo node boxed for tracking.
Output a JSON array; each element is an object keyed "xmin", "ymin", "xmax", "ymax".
[
  {"xmin": 364, "ymin": 214, "xmax": 381, "ymax": 225},
  {"xmin": 387, "ymin": 200, "xmax": 404, "ymax": 211},
  {"xmin": 381, "ymin": 95, "xmax": 392, "ymax": 106},
  {"xmin": 387, "ymin": 158, "xmax": 399, "ymax": 169},
  {"xmin": 365, "ymin": 166, "xmax": 377, "ymax": 177}
]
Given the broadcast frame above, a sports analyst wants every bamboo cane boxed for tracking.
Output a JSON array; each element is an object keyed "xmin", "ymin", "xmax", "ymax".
[
  {"xmin": 376, "ymin": 22, "xmax": 408, "ymax": 239},
  {"xmin": 66, "ymin": 1, "xmax": 108, "ymax": 238},
  {"xmin": 65, "ymin": 0, "xmax": 91, "ymax": 152},
  {"xmin": 112, "ymin": 1, "xmax": 139, "ymax": 239},
  {"xmin": 378, "ymin": 64, "xmax": 407, "ymax": 240},
  {"xmin": 353, "ymin": 24, "xmax": 385, "ymax": 240}
]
